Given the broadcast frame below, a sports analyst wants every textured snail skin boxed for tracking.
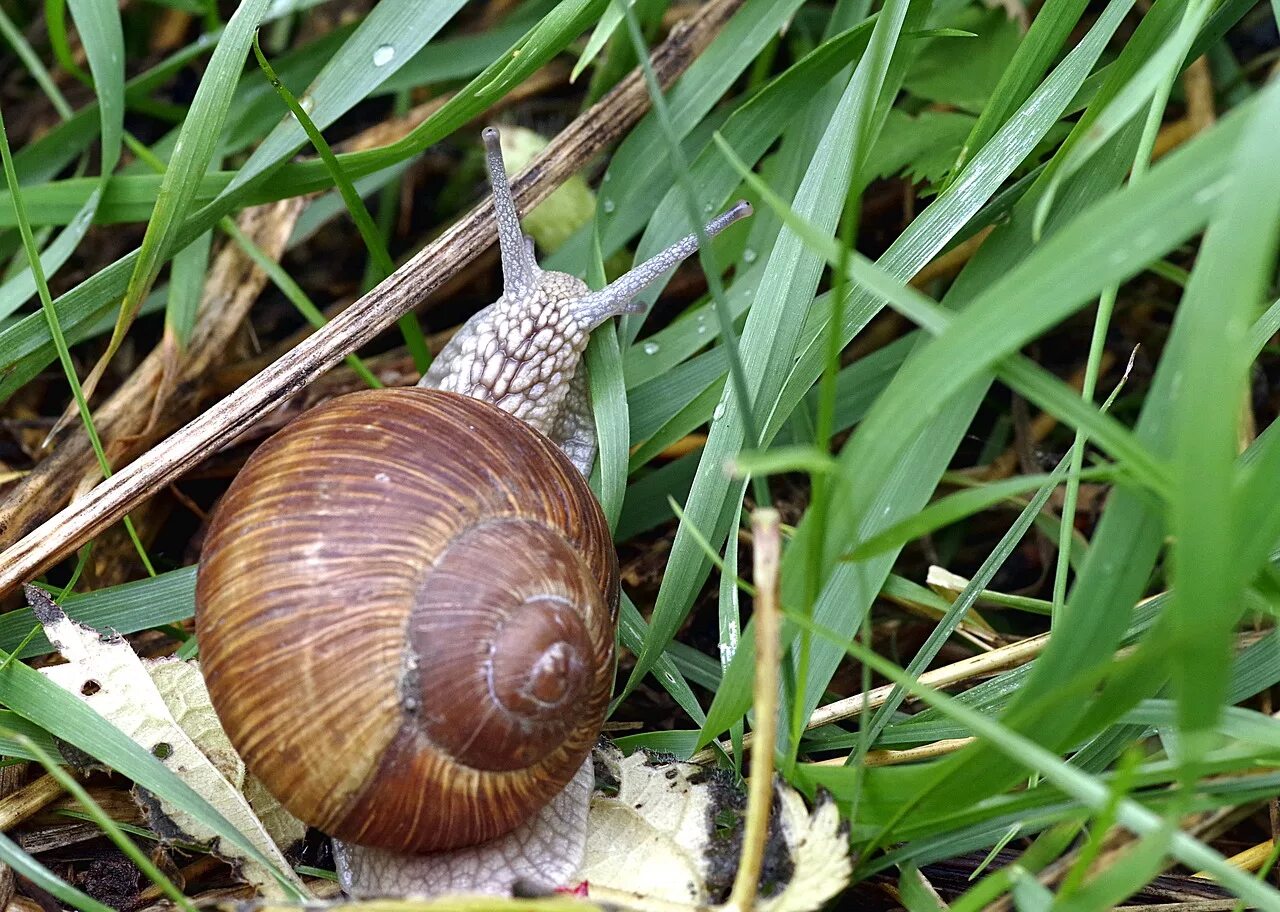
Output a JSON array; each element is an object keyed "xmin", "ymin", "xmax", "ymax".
[
  {"xmin": 419, "ymin": 127, "xmax": 753, "ymax": 477},
  {"xmin": 195, "ymin": 388, "xmax": 618, "ymax": 853}
]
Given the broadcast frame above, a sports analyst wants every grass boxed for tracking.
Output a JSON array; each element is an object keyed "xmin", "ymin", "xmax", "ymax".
[{"xmin": 0, "ymin": 0, "xmax": 1277, "ymax": 908}]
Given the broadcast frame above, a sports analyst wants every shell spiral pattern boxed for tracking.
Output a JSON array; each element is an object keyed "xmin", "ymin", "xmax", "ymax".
[{"xmin": 195, "ymin": 388, "xmax": 618, "ymax": 852}]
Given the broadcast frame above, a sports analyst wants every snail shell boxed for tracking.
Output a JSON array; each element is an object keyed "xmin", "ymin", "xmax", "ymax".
[{"xmin": 195, "ymin": 387, "xmax": 618, "ymax": 853}]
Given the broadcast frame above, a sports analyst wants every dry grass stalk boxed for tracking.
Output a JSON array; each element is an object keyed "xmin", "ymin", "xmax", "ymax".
[
  {"xmin": 0, "ymin": 775, "xmax": 63, "ymax": 831},
  {"xmin": 726, "ymin": 508, "xmax": 781, "ymax": 912}
]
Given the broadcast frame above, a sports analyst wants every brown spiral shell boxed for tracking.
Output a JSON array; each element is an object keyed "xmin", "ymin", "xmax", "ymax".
[{"xmin": 195, "ymin": 388, "xmax": 618, "ymax": 853}]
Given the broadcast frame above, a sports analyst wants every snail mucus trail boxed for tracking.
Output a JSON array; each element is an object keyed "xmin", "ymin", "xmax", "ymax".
[{"xmin": 194, "ymin": 126, "xmax": 752, "ymax": 894}]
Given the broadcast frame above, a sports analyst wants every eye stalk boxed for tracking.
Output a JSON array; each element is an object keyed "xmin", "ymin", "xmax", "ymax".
[
  {"xmin": 420, "ymin": 126, "xmax": 754, "ymax": 469},
  {"xmin": 570, "ymin": 198, "xmax": 753, "ymax": 331}
]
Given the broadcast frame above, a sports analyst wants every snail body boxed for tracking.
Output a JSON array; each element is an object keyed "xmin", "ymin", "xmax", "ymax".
[
  {"xmin": 196, "ymin": 388, "xmax": 617, "ymax": 852},
  {"xmin": 195, "ymin": 127, "xmax": 751, "ymax": 864}
]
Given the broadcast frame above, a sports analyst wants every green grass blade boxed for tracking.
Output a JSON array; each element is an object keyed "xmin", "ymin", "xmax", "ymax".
[
  {"xmin": 948, "ymin": 0, "xmax": 1087, "ymax": 178},
  {"xmin": 801, "ymin": 624, "xmax": 1280, "ymax": 908},
  {"xmin": 17, "ymin": 734, "xmax": 195, "ymax": 911},
  {"xmin": 0, "ymin": 0, "xmax": 123, "ymax": 318},
  {"xmin": 0, "ymin": 0, "xmax": 607, "ymax": 404},
  {"xmin": 626, "ymin": 0, "xmax": 928, "ymax": 702},
  {"xmin": 699, "ymin": 0, "xmax": 1144, "ymax": 743},
  {"xmin": 0, "ymin": 653, "xmax": 304, "ymax": 897},
  {"xmin": 3, "ymin": 569, "xmax": 197, "ymax": 659},
  {"xmin": 80, "ymin": 0, "xmax": 276, "ymax": 403},
  {"xmin": 1167, "ymin": 80, "xmax": 1280, "ymax": 759},
  {"xmin": 221, "ymin": 0, "xmax": 469, "ymax": 201},
  {"xmin": 250, "ymin": 34, "xmax": 429, "ymax": 373}
]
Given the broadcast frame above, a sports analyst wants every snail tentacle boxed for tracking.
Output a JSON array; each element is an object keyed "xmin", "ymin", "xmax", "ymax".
[
  {"xmin": 481, "ymin": 126, "xmax": 540, "ymax": 299},
  {"xmin": 419, "ymin": 128, "xmax": 753, "ymax": 475}
]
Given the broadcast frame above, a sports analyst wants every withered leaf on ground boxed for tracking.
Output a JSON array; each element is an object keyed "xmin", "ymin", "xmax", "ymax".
[{"xmin": 26, "ymin": 586, "xmax": 306, "ymax": 899}]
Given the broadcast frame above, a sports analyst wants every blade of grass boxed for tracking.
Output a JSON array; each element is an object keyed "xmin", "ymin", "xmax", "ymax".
[
  {"xmin": 0, "ymin": 106, "xmax": 155, "ymax": 578},
  {"xmin": 0, "ymin": 831, "xmax": 115, "ymax": 912},
  {"xmin": 62, "ymin": 0, "xmax": 278, "ymax": 434},
  {"xmin": 122, "ymin": 133, "xmax": 383, "ymax": 388},
  {"xmin": 614, "ymin": 0, "xmax": 768, "ymax": 509},
  {"xmin": 586, "ymin": 222, "xmax": 628, "ymax": 528},
  {"xmin": 796, "ymin": 617, "xmax": 1280, "ymax": 909},
  {"xmin": 15, "ymin": 733, "xmax": 194, "ymax": 912},
  {"xmin": 792, "ymin": 0, "xmax": 921, "ymax": 764},
  {"xmin": 0, "ymin": 0, "xmax": 123, "ymax": 319},
  {"xmin": 947, "ymin": 0, "xmax": 1088, "ymax": 179},
  {"xmin": 0, "ymin": 0, "xmax": 618, "ymax": 404},
  {"xmin": 251, "ymin": 34, "xmax": 429, "ymax": 373},
  {"xmin": 624, "ymin": 0, "xmax": 928, "ymax": 702},
  {"xmin": 4, "ymin": 568, "xmax": 197, "ymax": 659},
  {"xmin": 0, "ymin": 651, "xmax": 304, "ymax": 897},
  {"xmin": 0, "ymin": 0, "xmax": 745, "ymax": 598},
  {"xmin": 845, "ymin": 465, "xmax": 1118, "ymax": 561},
  {"xmin": 1166, "ymin": 76, "xmax": 1280, "ymax": 764}
]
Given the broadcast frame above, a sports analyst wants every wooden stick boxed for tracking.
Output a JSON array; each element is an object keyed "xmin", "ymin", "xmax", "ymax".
[{"xmin": 0, "ymin": 0, "xmax": 744, "ymax": 596}]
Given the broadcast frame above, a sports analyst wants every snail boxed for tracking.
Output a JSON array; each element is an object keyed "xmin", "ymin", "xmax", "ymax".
[{"xmin": 195, "ymin": 127, "xmax": 751, "ymax": 887}]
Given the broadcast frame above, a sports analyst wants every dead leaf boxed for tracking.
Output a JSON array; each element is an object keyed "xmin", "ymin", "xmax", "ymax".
[
  {"xmin": 26, "ymin": 586, "xmax": 306, "ymax": 899},
  {"xmin": 579, "ymin": 744, "xmax": 851, "ymax": 911},
  {"xmin": 147, "ymin": 658, "xmax": 306, "ymax": 855}
]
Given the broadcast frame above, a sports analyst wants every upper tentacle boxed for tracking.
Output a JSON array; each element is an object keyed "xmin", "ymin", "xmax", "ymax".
[
  {"xmin": 569, "ymin": 200, "xmax": 752, "ymax": 329},
  {"xmin": 482, "ymin": 127, "xmax": 540, "ymax": 298}
]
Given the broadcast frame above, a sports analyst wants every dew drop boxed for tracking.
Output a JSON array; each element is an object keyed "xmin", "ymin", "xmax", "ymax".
[
  {"xmin": 697, "ymin": 324, "xmax": 708, "ymax": 334},
  {"xmin": 602, "ymin": 198, "xmax": 616, "ymax": 214},
  {"xmin": 712, "ymin": 401, "xmax": 727, "ymax": 420},
  {"xmin": 703, "ymin": 202, "xmax": 715, "ymax": 214},
  {"xmin": 742, "ymin": 247, "xmax": 757, "ymax": 264},
  {"xmin": 372, "ymin": 44, "xmax": 396, "ymax": 67},
  {"xmin": 642, "ymin": 341, "xmax": 660, "ymax": 355},
  {"xmin": 298, "ymin": 95, "xmax": 315, "ymax": 114}
]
